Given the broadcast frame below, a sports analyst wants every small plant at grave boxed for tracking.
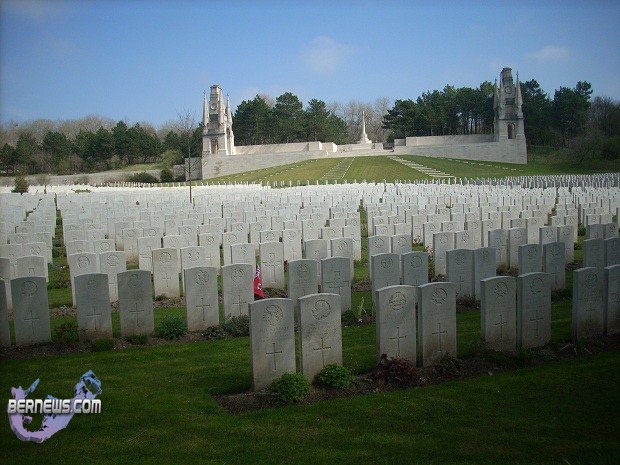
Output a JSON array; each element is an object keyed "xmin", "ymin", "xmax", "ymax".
[
  {"xmin": 156, "ymin": 315, "xmax": 187, "ymax": 340},
  {"xmin": 456, "ymin": 295, "xmax": 480, "ymax": 312},
  {"xmin": 221, "ymin": 315, "xmax": 250, "ymax": 337},
  {"xmin": 154, "ymin": 294, "xmax": 167, "ymax": 301},
  {"xmin": 470, "ymin": 338, "xmax": 516, "ymax": 368},
  {"xmin": 574, "ymin": 241, "xmax": 582, "ymax": 250},
  {"xmin": 371, "ymin": 354, "xmax": 421, "ymax": 388},
  {"xmin": 91, "ymin": 338, "xmax": 114, "ymax": 352},
  {"xmin": 551, "ymin": 288, "xmax": 572, "ymax": 302},
  {"xmin": 54, "ymin": 321, "xmax": 79, "ymax": 344},
  {"xmin": 431, "ymin": 353, "xmax": 463, "ymax": 380},
  {"xmin": 341, "ymin": 309, "xmax": 358, "ymax": 325},
  {"xmin": 316, "ymin": 364, "xmax": 353, "ymax": 390},
  {"xmin": 572, "ymin": 337, "xmax": 603, "ymax": 355},
  {"xmin": 497, "ymin": 265, "xmax": 519, "ymax": 277},
  {"xmin": 538, "ymin": 347, "xmax": 557, "ymax": 362},
  {"xmin": 203, "ymin": 325, "xmax": 227, "ymax": 340},
  {"xmin": 514, "ymin": 347, "xmax": 534, "ymax": 366},
  {"xmin": 125, "ymin": 334, "xmax": 148, "ymax": 345},
  {"xmin": 267, "ymin": 372, "xmax": 311, "ymax": 405},
  {"xmin": 578, "ymin": 225, "xmax": 586, "ymax": 236}
]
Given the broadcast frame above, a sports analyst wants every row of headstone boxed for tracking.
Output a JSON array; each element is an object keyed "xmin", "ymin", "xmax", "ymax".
[
  {"xmin": 249, "ymin": 294, "xmax": 343, "ymax": 389},
  {"xmin": 0, "ymin": 270, "xmax": 155, "ymax": 346}
]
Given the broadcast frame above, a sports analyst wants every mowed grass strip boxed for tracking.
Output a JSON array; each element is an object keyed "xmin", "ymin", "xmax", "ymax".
[
  {"xmin": 0, "ymin": 327, "xmax": 617, "ymax": 465},
  {"xmin": 198, "ymin": 147, "xmax": 618, "ymax": 186}
]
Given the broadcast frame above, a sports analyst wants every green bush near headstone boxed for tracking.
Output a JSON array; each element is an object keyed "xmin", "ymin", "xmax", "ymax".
[
  {"xmin": 316, "ymin": 364, "xmax": 353, "ymax": 390},
  {"xmin": 267, "ymin": 372, "xmax": 311, "ymax": 404},
  {"xmin": 155, "ymin": 315, "xmax": 187, "ymax": 340}
]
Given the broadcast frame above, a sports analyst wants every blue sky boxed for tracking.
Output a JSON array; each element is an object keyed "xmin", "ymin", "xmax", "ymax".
[{"xmin": 1, "ymin": 0, "xmax": 619, "ymax": 128}]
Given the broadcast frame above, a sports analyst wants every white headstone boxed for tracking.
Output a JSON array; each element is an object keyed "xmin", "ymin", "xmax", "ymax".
[
  {"xmin": 517, "ymin": 272, "xmax": 551, "ymax": 348},
  {"xmin": 12, "ymin": 277, "xmax": 50, "ymax": 346},
  {"xmin": 298, "ymin": 293, "xmax": 343, "ymax": 381},
  {"xmin": 75, "ymin": 273, "xmax": 113, "ymax": 340},
  {"xmin": 417, "ymin": 282, "xmax": 457, "ymax": 366},
  {"xmin": 376, "ymin": 285, "xmax": 416, "ymax": 361},
  {"xmin": 184, "ymin": 266, "xmax": 219, "ymax": 331},
  {"xmin": 480, "ymin": 276, "xmax": 516, "ymax": 352},
  {"xmin": 249, "ymin": 298, "xmax": 296, "ymax": 390},
  {"xmin": 118, "ymin": 269, "xmax": 154, "ymax": 337}
]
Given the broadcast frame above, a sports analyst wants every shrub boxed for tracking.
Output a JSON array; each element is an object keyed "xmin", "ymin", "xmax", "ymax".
[
  {"xmin": 203, "ymin": 325, "xmax": 227, "ymax": 340},
  {"xmin": 91, "ymin": 338, "xmax": 114, "ymax": 352},
  {"xmin": 267, "ymin": 372, "xmax": 311, "ymax": 404},
  {"xmin": 156, "ymin": 315, "xmax": 187, "ymax": 340},
  {"xmin": 371, "ymin": 354, "xmax": 420, "ymax": 387},
  {"xmin": 160, "ymin": 167, "xmax": 174, "ymax": 183},
  {"xmin": 125, "ymin": 334, "xmax": 148, "ymax": 345},
  {"xmin": 127, "ymin": 171, "xmax": 159, "ymax": 183},
  {"xmin": 12, "ymin": 175, "xmax": 29, "ymax": 194},
  {"xmin": 431, "ymin": 353, "xmax": 463, "ymax": 379},
  {"xmin": 341, "ymin": 309, "xmax": 358, "ymax": 325},
  {"xmin": 54, "ymin": 321, "xmax": 79, "ymax": 344},
  {"xmin": 515, "ymin": 347, "xmax": 534, "ymax": 366},
  {"xmin": 316, "ymin": 364, "xmax": 353, "ymax": 390},
  {"xmin": 221, "ymin": 315, "xmax": 250, "ymax": 337}
]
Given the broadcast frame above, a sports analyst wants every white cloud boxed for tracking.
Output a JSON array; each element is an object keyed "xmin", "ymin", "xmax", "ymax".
[
  {"xmin": 300, "ymin": 36, "xmax": 356, "ymax": 75},
  {"xmin": 530, "ymin": 45, "xmax": 570, "ymax": 62}
]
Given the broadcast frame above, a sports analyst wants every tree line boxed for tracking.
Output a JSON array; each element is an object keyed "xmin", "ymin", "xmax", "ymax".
[
  {"xmin": 381, "ymin": 79, "xmax": 620, "ymax": 153},
  {"xmin": 2, "ymin": 76, "xmax": 619, "ymax": 176},
  {"xmin": 232, "ymin": 93, "xmax": 349, "ymax": 145},
  {"xmin": 0, "ymin": 119, "xmax": 203, "ymax": 175}
]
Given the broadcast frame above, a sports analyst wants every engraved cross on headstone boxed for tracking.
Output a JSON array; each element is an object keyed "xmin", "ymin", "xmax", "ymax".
[
  {"xmin": 232, "ymin": 293, "xmax": 247, "ymax": 316},
  {"xmin": 584, "ymin": 302, "xmax": 597, "ymax": 324},
  {"xmin": 325, "ymin": 270, "xmax": 349, "ymax": 294},
  {"xmin": 390, "ymin": 326, "xmax": 406, "ymax": 357},
  {"xmin": 266, "ymin": 342, "xmax": 282, "ymax": 371},
  {"xmin": 495, "ymin": 314, "xmax": 507, "ymax": 341},
  {"xmin": 196, "ymin": 297, "xmax": 211, "ymax": 321},
  {"xmin": 129, "ymin": 302, "xmax": 145, "ymax": 327},
  {"xmin": 23, "ymin": 309, "xmax": 40, "ymax": 335},
  {"xmin": 432, "ymin": 322, "xmax": 448, "ymax": 351},
  {"xmin": 263, "ymin": 253, "xmax": 279, "ymax": 282},
  {"xmin": 313, "ymin": 337, "xmax": 332, "ymax": 367},
  {"xmin": 85, "ymin": 305, "xmax": 103, "ymax": 331},
  {"xmin": 530, "ymin": 308, "xmax": 544, "ymax": 336},
  {"xmin": 162, "ymin": 272, "xmax": 174, "ymax": 289}
]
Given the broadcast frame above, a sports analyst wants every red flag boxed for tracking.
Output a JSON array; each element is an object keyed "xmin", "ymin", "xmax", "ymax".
[{"xmin": 254, "ymin": 264, "xmax": 265, "ymax": 299}]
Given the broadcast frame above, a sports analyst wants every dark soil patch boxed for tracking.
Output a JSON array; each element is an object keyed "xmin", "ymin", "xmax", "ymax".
[
  {"xmin": 351, "ymin": 279, "xmax": 371, "ymax": 292},
  {"xmin": 214, "ymin": 335, "xmax": 620, "ymax": 415}
]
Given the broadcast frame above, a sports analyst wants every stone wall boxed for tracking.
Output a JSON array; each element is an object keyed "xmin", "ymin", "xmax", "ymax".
[
  {"xmin": 405, "ymin": 134, "xmax": 494, "ymax": 146},
  {"xmin": 393, "ymin": 139, "xmax": 527, "ymax": 164}
]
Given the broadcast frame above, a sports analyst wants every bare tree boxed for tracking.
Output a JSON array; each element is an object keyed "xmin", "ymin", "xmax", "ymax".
[
  {"xmin": 176, "ymin": 109, "xmax": 200, "ymax": 203},
  {"xmin": 257, "ymin": 93, "xmax": 276, "ymax": 108},
  {"xmin": 372, "ymin": 97, "xmax": 392, "ymax": 142}
]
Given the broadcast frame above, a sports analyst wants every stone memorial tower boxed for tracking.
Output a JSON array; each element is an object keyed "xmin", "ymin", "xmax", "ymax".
[
  {"xmin": 202, "ymin": 85, "xmax": 235, "ymax": 156},
  {"xmin": 494, "ymin": 68, "xmax": 525, "ymax": 142}
]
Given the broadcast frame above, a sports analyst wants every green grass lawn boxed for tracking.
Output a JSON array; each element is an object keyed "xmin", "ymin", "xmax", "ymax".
[
  {"xmin": 191, "ymin": 147, "xmax": 619, "ymax": 186},
  {"xmin": 1, "ymin": 322, "xmax": 617, "ymax": 464},
  {"xmin": 3, "ymin": 238, "xmax": 617, "ymax": 463},
  {"xmin": 3, "ymin": 163, "xmax": 618, "ymax": 463}
]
